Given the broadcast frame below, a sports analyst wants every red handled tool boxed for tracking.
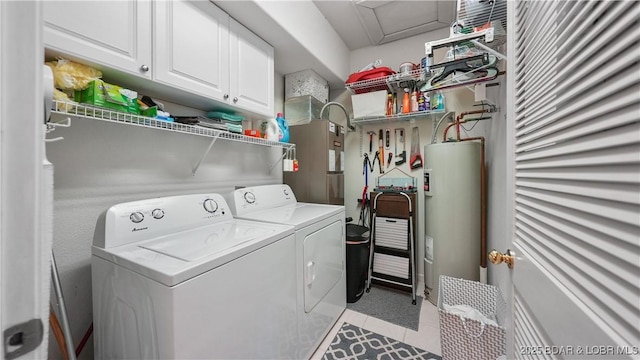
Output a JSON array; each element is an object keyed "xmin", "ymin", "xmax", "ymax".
[
  {"xmin": 409, "ymin": 126, "xmax": 423, "ymax": 169},
  {"xmin": 395, "ymin": 128, "xmax": 406, "ymax": 166},
  {"xmin": 378, "ymin": 129, "xmax": 384, "ymax": 174}
]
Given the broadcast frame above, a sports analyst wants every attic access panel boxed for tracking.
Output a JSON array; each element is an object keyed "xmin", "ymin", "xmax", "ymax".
[{"xmin": 354, "ymin": 0, "xmax": 456, "ymax": 45}]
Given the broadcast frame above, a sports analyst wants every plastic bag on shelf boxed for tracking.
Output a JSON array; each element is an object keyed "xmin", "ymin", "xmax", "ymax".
[
  {"xmin": 45, "ymin": 58, "xmax": 102, "ymax": 90},
  {"xmin": 53, "ymin": 88, "xmax": 77, "ymax": 112}
]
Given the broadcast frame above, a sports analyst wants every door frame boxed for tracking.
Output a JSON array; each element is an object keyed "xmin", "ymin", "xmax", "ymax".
[
  {"xmin": 504, "ymin": 0, "xmax": 517, "ymax": 358},
  {"xmin": 0, "ymin": 1, "xmax": 48, "ymax": 359}
]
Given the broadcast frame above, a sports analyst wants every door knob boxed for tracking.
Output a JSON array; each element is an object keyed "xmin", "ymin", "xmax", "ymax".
[
  {"xmin": 140, "ymin": 64, "xmax": 149, "ymax": 72},
  {"xmin": 233, "ymin": 97, "xmax": 238, "ymax": 103},
  {"xmin": 488, "ymin": 249, "xmax": 514, "ymax": 269},
  {"xmin": 223, "ymin": 94, "xmax": 229, "ymax": 100}
]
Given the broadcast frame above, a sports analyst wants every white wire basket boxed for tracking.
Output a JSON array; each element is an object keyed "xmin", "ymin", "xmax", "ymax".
[{"xmin": 438, "ymin": 276, "xmax": 506, "ymax": 360}]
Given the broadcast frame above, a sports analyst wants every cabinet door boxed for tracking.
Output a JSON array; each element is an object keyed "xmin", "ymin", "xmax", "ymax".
[
  {"xmin": 154, "ymin": 0, "xmax": 229, "ymax": 101},
  {"xmin": 229, "ymin": 19, "xmax": 275, "ymax": 117},
  {"xmin": 43, "ymin": 0, "xmax": 151, "ymax": 78}
]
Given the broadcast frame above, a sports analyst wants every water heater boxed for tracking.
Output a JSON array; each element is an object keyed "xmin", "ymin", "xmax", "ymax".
[{"xmin": 423, "ymin": 141, "xmax": 481, "ymax": 304}]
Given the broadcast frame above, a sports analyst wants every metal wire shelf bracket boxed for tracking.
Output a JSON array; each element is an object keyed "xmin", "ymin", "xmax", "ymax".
[
  {"xmin": 51, "ymin": 100, "xmax": 296, "ymax": 174},
  {"xmin": 269, "ymin": 147, "xmax": 291, "ymax": 174},
  {"xmin": 192, "ymin": 136, "xmax": 219, "ymax": 176},
  {"xmin": 470, "ymin": 40, "xmax": 506, "ymax": 61}
]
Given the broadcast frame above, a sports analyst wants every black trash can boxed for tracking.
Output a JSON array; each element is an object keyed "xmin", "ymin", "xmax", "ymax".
[{"xmin": 345, "ymin": 224, "xmax": 370, "ymax": 303}]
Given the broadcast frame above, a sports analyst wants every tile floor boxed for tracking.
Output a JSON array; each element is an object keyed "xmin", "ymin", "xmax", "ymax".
[{"xmin": 310, "ymin": 295, "xmax": 442, "ymax": 359}]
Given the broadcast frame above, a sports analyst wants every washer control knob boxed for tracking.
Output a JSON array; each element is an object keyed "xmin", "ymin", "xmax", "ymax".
[
  {"xmin": 244, "ymin": 192, "xmax": 256, "ymax": 204},
  {"xmin": 152, "ymin": 208, "xmax": 165, "ymax": 219},
  {"xmin": 130, "ymin": 212, "xmax": 144, "ymax": 223},
  {"xmin": 203, "ymin": 199, "xmax": 218, "ymax": 213}
]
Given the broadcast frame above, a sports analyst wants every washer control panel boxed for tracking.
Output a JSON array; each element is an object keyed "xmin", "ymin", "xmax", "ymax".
[{"xmin": 102, "ymin": 193, "xmax": 233, "ymax": 248}]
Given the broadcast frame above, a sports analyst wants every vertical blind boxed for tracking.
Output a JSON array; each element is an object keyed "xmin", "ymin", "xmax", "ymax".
[{"xmin": 513, "ymin": 0, "xmax": 639, "ymax": 351}]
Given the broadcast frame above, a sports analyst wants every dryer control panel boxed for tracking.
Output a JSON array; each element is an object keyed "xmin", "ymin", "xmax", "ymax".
[
  {"xmin": 227, "ymin": 184, "xmax": 297, "ymax": 216},
  {"xmin": 95, "ymin": 193, "xmax": 233, "ymax": 249}
]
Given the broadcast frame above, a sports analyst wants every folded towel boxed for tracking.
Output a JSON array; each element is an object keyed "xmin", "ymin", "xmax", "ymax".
[
  {"xmin": 225, "ymin": 123, "xmax": 243, "ymax": 133},
  {"xmin": 206, "ymin": 111, "xmax": 245, "ymax": 123}
]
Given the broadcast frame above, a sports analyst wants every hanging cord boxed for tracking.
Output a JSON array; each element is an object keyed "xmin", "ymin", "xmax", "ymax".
[
  {"xmin": 488, "ymin": 0, "xmax": 497, "ymax": 25},
  {"xmin": 75, "ymin": 323, "xmax": 93, "ymax": 357},
  {"xmin": 460, "ymin": 101, "xmax": 487, "ymax": 133}
]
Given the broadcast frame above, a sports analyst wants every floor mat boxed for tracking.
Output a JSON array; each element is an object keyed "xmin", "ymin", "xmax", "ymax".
[
  {"xmin": 323, "ymin": 322, "xmax": 441, "ymax": 360},
  {"xmin": 347, "ymin": 285, "xmax": 422, "ymax": 331}
]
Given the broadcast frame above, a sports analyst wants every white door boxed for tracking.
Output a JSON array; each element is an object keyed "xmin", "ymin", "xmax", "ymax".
[
  {"xmin": 1, "ymin": 1, "xmax": 52, "ymax": 359},
  {"xmin": 154, "ymin": 0, "xmax": 229, "ymax": 101},
  {"xmin": 229, "ymin": 18, "xmax": 275, "ymax": 117},
  {"xmin": 43, "ymin": 0, "xmax": 152, "ymax": 78},
  {"xmin": 506, "ymin": 1, "xmax": 640, "ymax": 359}
]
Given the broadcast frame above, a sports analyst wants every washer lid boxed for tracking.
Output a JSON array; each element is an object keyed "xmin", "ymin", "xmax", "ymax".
[
  {"xmin": 239, "ymin": 203, "xmax": 344, "ymax": 229},
  {"xmin": 139, "ymin": 222, "xmax": 275, "ymax": 261},
  {"xmin": 92, "ymin": 219, "xmax": 294, "ymax": 287}
]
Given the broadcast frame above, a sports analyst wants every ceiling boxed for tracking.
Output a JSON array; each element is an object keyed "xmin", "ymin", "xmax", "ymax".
[{"xmin": 313, "ymin": 0, "xmax": 457, "ymax": 51}]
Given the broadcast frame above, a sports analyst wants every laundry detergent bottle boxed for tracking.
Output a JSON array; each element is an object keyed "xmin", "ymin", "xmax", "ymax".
[
  {"xmin": 262, "ymin": 117, "xmax": 281, "ymax": 141},
  {"xmin": 276, "ymin": 112, "xmax": 289, "ymax": 142}
]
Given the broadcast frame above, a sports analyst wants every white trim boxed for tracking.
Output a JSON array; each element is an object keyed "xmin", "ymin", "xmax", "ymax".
[
  {"xmin": 1, "ymin": 2, "xmax": 48, "ymax": 359},
  {"xmin": 505, "ymin": 0, "xmax": 517, "ymax": 358}
]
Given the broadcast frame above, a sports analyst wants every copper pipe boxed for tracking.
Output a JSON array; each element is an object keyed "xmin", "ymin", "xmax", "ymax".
[{"xmin": 442, "ymin": 109, "xmax": 487, "ymax": 142}]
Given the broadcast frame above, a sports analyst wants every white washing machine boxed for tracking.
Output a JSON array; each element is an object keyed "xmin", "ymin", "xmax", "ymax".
[
  {"xmin": 226, "ymin": 184, "xmax": 346, "ymax": 360},
  {"xmin": 92, "ymin": 193, "xmax": 298, "ymax": 359}
]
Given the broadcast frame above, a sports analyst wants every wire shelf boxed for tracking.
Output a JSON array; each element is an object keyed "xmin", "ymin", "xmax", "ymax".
[
  {"xmin": 346, "ymin": 69, "xmax": 425, "ymax": 94},
  {"xmin": 351, "ymin": 108, "xmax": 446, "ymax": 126},
  {"xmin": 50, "ymin": 100, "xmax": 295, "ymax": 150}
]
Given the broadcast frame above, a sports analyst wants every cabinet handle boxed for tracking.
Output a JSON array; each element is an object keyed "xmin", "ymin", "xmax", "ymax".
[
  {"xmin": 140, "ymin": 64, "xmax": 149, "ymax": 72},
  {"xmin": 233, "ymin": 97, "xmax": 238, "ymax": 103},
  {"xmin": 224, "ymin": 94, "xmax": 229, "ymax": 100}
]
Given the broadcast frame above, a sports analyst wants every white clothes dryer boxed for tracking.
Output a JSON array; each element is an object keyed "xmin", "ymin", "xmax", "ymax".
[
  {"xmin": 92, "ymin": 193, "xmax": 297, "ymax": 359},
  {"xmin": 226, "ymin": 184, "xmax": 346, "ymax": 359}
]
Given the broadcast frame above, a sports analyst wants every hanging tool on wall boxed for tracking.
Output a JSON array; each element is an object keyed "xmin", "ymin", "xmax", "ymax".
[
  {"xmin": 385, "ymin": 129, "xmax": 391, "ymax": 150},
  {"xmin": 378, "ymin": 129, "xmax": 384, "ymax": 174},
  {"xmin": 367, "ymin": 131, "xmax": 375, "ymax": 153},
  {"xmin": 385, "ymin": 129, "xmax": 392, "ymax": 168},
  {"xmin": 372, "ymin": 150, "xmax": 383, "ymax": 174},
  {"xmin": 395, "ymin": 128, "xmax": 406, "ymax": 166},
  {"xmin": 362, "ymin": 153, "xmax": 373, "ymax": 206},
  {"xmin": 409, "ymin": 126, "xmax": 423, "ymax": 169}
]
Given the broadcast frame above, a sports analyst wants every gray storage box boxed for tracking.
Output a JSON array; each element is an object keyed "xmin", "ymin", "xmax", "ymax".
[
  {"xmin": 438, "ymin": 276, "xmax": 506, "ymax": 360},
  {"xmin": 285, "ymin": 69, "xmax": 329, "ymax": 103}
]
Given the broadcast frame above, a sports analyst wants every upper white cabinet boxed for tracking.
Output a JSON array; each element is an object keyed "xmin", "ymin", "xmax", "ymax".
[
  {"xmin": 229, "ymin": 18, "xmax": 274, "ymax": 116},
  {"xmin": 154, "ymin": 0, "xmax": 229, "ymax": 103},
  {"xmin": 43, "ymin": 1, "xmax": 152, "ymax": 78},
  {"xmin": 43, "ymin": 0, "xmax": 274, "ymax": 117}
]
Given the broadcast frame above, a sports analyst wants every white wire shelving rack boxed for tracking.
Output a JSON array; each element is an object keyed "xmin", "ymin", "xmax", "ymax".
[
  {"xmin": 350, "ymin": 108, "xmax": 447, "ymax": 126},
  {"xmin": 49, "ymin": 100, "xmax": 295, "ymax": 175}
]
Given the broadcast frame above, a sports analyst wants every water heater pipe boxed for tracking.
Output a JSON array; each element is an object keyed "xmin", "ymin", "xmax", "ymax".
[{"xmin": 442, "ymin": 109, "xmax": 487, "ymax": 142}]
